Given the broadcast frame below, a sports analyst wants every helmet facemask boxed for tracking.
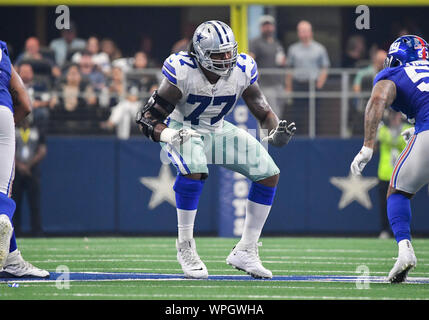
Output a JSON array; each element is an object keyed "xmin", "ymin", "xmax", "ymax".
[
  {"xmin": 196, "ymin": 42, "xmax": 237, "ymax": 77},
  {"xmin": 383, "ymin": 55, "xmax": 402, "ymax": 69}
]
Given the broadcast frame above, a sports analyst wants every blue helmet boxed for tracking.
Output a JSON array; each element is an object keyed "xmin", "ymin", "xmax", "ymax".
[{"xmin": 384, "ymin": 35, "xmax": 429, "ymax": 68}]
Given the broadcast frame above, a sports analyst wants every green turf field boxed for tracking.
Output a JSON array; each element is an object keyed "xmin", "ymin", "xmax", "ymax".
[{"xmin": 0, "ymin": 237, "xmax": 428, "ymax": 300}]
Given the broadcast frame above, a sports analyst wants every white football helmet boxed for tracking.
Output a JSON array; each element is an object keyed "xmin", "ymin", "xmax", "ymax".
[{"xmin": 191, "ymin": 20, "xmax": 238, "ymax": 77}]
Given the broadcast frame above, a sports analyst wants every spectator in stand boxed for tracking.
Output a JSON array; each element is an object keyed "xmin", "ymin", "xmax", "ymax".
[
  {"xmin": 12, "ymin": 116, "xmax": 47, "ymax": 236},
  {"xmin": 105, "ymin": 66, "xmax": 125, "ymax": 108},
  {"xmin": 349, "ymin": 49, "xmax": 387, "ymax": 135},
  {"xmin": 100, "ymin": 38, "xmax": 122, "ymax": 63},
  {"xmin": 15, "ymin": 37, "xmax": 44, "ymax": 64},
  {"xmin": 353, "ymin": 49, "xmax": 387, "ymax": 94},
  {"xmin": 139, "ymin": 34, "xmax": 158, "ymax": 66},
  {"xmin": 72, "ymin": 36, "xmax": 111, "ymax": 74},
  {"xmin": 15, "ymin": 37, "xmax": 61, "ymax": 79},
  {"xmin": 18, "ymin": 63, "xmax": 51, "ymax": 131},
  {"xmin": 285, "ymin": 20, "xmax": 330, "ymax": 92},
  {"xmin": 78, "ymin": 51, "xmax": 106, "ymax": 93},
  {"xmin": 49, "ymin": 22, "xmax": 86, "ymax": 66},
  {"xmin": 171, "ymin": 23, "xmax": 196, "ymax": 53},
  {"xmin": 343, "ymin": 34, "xmax": 368, "ymax": 68},
  {"xmin": 127, "ymin": 51, "xmax": 159, "ymax": 93},
  {"xmin": 49, "ymin": 64, "xmax": 96, "ymax": 112},
  {"xmin": 100, "ymin": 85, "xmax": 140, "ymax": 139},
  {"xmin": 249, "ymin": 15, "xmax": 286, "ymax": 118},
  {"xmin": 284, "ymin": 20, "xmax": 330, "ymax": 134}
]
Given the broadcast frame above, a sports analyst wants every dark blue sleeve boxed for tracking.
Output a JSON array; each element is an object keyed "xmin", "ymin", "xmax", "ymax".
[
  {"xmin": 373, "ymin": 67, "xmax": 402, "ymax": 86},
  {"xmin": 374, "ymin": 68, "xmax": 391, "ymax": 86}
]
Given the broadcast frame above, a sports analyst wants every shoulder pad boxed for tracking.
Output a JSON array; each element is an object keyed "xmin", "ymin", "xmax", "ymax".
[
  {"xmin": 236, "ymin": 53, "xmax": 258, "ymax": 85},
  {"xmin": 162, "ymin": 51, "xmax": 198, "ymax": 86}
]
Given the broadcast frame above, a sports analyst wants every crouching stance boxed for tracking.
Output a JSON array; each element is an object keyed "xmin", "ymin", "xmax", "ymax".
[
  {"xmin": 136, "ymin": 21, "xmax": 295, "ymax": 279},
  {"xmin": 351, "ymin": 35, "xmax": 429, "ymax": 283}
]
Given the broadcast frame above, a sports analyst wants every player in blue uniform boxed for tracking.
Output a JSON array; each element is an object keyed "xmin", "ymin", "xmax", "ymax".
[
  {"xmin": 350, "ymin": 35, "xmax": 429, "ymax": 283},
  {"xmin": 0, "ymin": 40, "xmax": 49, "ymax": 278}
]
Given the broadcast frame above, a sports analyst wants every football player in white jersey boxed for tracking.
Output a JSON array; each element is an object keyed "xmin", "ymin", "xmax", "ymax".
[{"xmin": 136, "ymin": 21, "xmax": 295, "ymax": 279}]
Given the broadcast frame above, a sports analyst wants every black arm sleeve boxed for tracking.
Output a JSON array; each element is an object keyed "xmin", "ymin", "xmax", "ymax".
[{"xmin": 135, "ymin": 90, "xmax": 176, "ymax": 140}]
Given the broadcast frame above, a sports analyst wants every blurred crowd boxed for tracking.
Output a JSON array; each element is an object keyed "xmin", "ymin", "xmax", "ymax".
[
  {"xmin": 14, "ymin": 17, "xmax": 416, "ymax": 138},
  {"xmin": 14, "ymin": 22, "xmax": 160, "ymax": 138}
]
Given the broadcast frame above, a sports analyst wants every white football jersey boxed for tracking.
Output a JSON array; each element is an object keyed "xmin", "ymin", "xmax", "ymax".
[{"xmin": 162, "ymin": 51, "xmax": 258, "ymax": 132}]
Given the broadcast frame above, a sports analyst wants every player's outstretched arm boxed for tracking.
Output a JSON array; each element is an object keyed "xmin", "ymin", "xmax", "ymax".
[
  {"xmin": 242, "ymin": 82, "xmax": 278, "ymax": 131},
  {"xmin": 9, "ymin": 65, "xmax": 32, "ymax": 125},
  {"xmin": 350, "ymin": 80, "xmax": 396, "ymax": 175},
  {"xmin": 242, "ymin": 82, "xmax": 296, "ymax": 147},
  {"xmin": 364, "ymin": 80, "xmax": 397, "ymax": 149}
]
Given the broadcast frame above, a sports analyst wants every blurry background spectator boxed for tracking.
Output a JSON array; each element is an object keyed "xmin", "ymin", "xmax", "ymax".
[
  {"xmin": 139, "ymin": 34, "xmax": 159, "ymax": 67},
  {"xmin": 171, "ymin": 23, "xmax": 196, "ymax": 53},
  {"xmin": 15, "ymin": 37, "xmax": 61, "ymax": 80},
  {"xmin": 127, "ymin": 51, "xmax": 159, "ymax": 93},
  {"xmin": 100, "ymin": 85, "xmax": 140, "ymax": 140},
  {"xmin": 18, "ymin": 63, "xmax": 51, "ymax": 131},
  {"xmin": 349, "ymin": 49, "xmax": 387, "ymax": 135},
  {"xmin": 49, "ymin": 22, "xmax": 86, "ymax": 67},
  {"xmin": 284, "ymin": 20, "xmax": 330, "ymax": 134},
  {"xmin": 50, "ymin": 64, "xmax": 97, "ymax": 112},
  {"xmin": 249, "ymin": 15, "xmax": 286, "ymax": 119},
  {"xmin": 78, "ymin": 51, "xmax": 106, "ymax": 93},
  {"xmin": 105, "ymin": 66, "xmax": 125, "ymax": 108},
  {"xmin": 12, "ymin": 116, "xmax": 47, "ymax": 237},
  {"xmin": 15, "ymin": 37, "xmax": 44, "ymax": 64},
  {"xmin": 343, "ymin": 34, "xmax": 369, "ymax": 68},
  {"xmin": 72, "ymin": 36, "xmax": 111, "ymax": 74},
  {"xmin": 353, "ymin": 49, "xmax": 387, "ymax": 93},
  {"xmin": 100, "ymin": 38, "xmax": 122, "ymax": 62}
]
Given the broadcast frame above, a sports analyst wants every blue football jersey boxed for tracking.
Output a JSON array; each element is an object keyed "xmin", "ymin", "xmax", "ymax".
[
  {"xmin": 0, "ymin": 41, "xmax": 13, "ymax": 113},
  {"xmin": 374, "ymin": 60, "xmax": 429, "ymax": 134}
]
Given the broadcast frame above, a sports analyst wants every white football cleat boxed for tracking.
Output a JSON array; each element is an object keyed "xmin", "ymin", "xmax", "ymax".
[
  {"xmin": 176, "ymin": 239, "xmax": 208, "ymax": 279},
  {"xmin": 226, "ymin": 242, "xmax": 272, "ymax": 279},
  {"xmin": 0, "ymin": 214, "xmax": 13, "ymax": 269},
  {"xmin": 1, "ymin": 250, "xmax": 50, "ymax": 278},
  {"xmin": 387, "ymin": 239, "xmax": 417, "ymax": 283}
]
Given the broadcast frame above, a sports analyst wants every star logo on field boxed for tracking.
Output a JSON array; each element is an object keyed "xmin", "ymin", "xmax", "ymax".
[
  {"xmin": 330, "ymin": 174, "xmax": 379, "ymax": 210},
  {"xmin": 140, "ymin": 165, "xmax": 176, "ymax": 210}
]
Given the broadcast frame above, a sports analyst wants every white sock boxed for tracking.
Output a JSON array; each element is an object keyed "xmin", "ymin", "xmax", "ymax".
[
  {"xmin": 237, "ymin": 199, "xmax": 271, "ymax": 249},
  {"xmin": 398, "ymin": 239, "xmax": 414, "ymax": 253},
  {"xmin": 177, "ymin": 209, "xmax": 197, "ymax": 243}
]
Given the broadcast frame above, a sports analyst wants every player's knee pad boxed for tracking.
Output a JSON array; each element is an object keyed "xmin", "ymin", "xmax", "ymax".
[
  {"xmin": 0, "ymin": 191, "xmax": 16, "ymax": 220},
  {"xmin": 248, "ymin": 182, "xmax": 277, "ymax": 206},
  {"xmin": 173, "ymin": 175, "xmax": 205, "ymax": 210}
]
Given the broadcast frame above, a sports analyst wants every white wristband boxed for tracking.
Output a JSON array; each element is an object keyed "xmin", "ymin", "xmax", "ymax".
[
  {"xmin": 159, "ymin": 128, "xmax": 177, "ymax": 144},
  {"xmin": 360, "ymin": 146, "xmax": 373, "ymax": 158}
]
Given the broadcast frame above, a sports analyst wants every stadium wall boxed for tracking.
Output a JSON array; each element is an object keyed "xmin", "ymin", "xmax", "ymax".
[{"xmin": 14, "ymin": 135, "xmax": 429, "ymax": 237}]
